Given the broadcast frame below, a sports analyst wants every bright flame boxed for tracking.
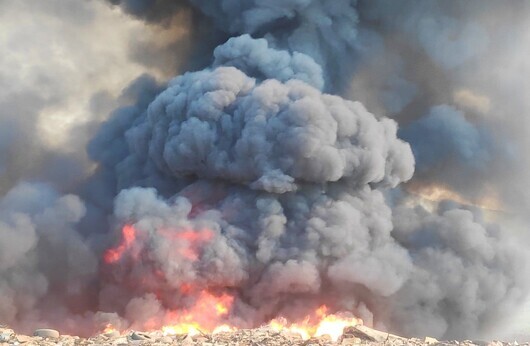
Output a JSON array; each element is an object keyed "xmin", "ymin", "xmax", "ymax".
[
  {"xmin": 267, "ymin": 318, "xmax": 311, "ymax": 340},
  {"xmin": 314, "ymin": 314, "xmax": 359, "ymax": 341},
  {"xmin": 212, "ymin": 324, "xmax": 236, "ymax": 334},
  {"xmin": 103, "ymin": 224, "xmax": 136, "ymax": 263},
  {"xmin": 160, "ymin": 303, "xmax": 361, "ymax": 342},
  {"xmin": 99, "ymin": 300, "xmax": 360, "ymax": 342},
  {"xmin": 162, "ymin": 323, "xmax": 201, "ymax": 337},
  {"xmin": 266, "ymin": 306, "xmax": 362, "ymax": 342},
  {"xmin": 102, "ymin": 324, "xmax": 119, "ymax": 335},
  {"xmin": 162, "ymin": 291, "xmax": 234, "ymax": 336},
  {"xmin": 101, "ymin": 225, "xmax": 360, "ymax": 342}
]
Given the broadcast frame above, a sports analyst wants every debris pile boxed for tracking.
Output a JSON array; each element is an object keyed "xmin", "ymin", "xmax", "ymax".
[{"xmin": 0, "ymin": 325, "xmax": 519, "ymax": 346}]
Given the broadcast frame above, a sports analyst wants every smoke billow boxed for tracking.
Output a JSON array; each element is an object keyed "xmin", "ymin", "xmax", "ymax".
[
  {"xmin": 1, "ymin": 0, "xmax": 529, "ymax": 341},
  {"xmin": 0, "ymin": 183, "xmax": 97, "ymax": 330}
]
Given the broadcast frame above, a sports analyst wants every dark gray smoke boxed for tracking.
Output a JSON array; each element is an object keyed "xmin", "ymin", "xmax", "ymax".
[
  {"xmin": 110, "ymin": 0, "xmax": 361, "ymax": 92},
  {"xmin": 0, "ymin": 182, "xmax": 97, "ymax": 331},
  {"xmin": 355, "ymin": 0, "xmax": 530, "ymax": 214},
  {"xmin": 92, "ymin": 35, "xmax": 415, "ymax": 331},
  {"xmin": 391, "ymin": 201, "xmax": 529, "ymax": 338},
  {"xmin": 1, "ymin": 0, "xmax": 529, "ymax": 341}
]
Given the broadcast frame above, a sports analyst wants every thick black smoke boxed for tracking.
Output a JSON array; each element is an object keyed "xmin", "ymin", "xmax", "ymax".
[
  {"xmin": 110, "ymin": 0, "xmax": 361, "ymax": 92},
  {"xmin": 1, "ymin": 0, "xmax": 529, "ymax": 341}
]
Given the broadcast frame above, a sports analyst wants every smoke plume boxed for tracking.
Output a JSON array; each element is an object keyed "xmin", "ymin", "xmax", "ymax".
[{"xmin": 1, "ymin": 0, "xmax": 529, "ymax": 341}]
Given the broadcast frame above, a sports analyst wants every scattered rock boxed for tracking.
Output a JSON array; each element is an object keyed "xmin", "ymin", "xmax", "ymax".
[
  {"xmin": 341, "ymin": 337, "xmax": 361, "ymax": 345},
  {"xmin": 0, "ymin": 329, "xmax": 13, "ymax": 343},
  {"xmin": 424, "ymin": 336, "xmax": 439, "ymax": 344},
  {"xmin": 0, "ymin": 324, "xmax": 520, "ymax": 346},
  {"xmin": 192, "ymin": 334, "xmax": 209, "ymax": 342},
  {"xmin": 342, "ymin": 326, "xmax": 376, "ymax": 342},
  {"xmin": 104, "ymin": 330, "xmax": 121, "ymax": 339},
  {"xmin": 488, "ymin": 341, "xmax": 504, "ymax": 346},
  {"xmin": 158, "ymin": 336, "xmax": 174, "ymax": 343},
  {"xmin": 112, "ymin": 336, "xmax": 128, "ymax": 344},
  {"xmin": 33, "ymin": 328, "xmax": 60, "ymax": 338},
  {"xmin": 16, "ymin": 335, "xmax": 33, "ymax": 343},
  {"xmin": 130, "ymin": 331, "xmax": 152, "ymax": 341},
  {"xmin": 181, "ymin": 334, "xmax": 194, "ymax": 345},
  {"xmin": 315, "ymin": 334, "xmax": 332, "ymax": 342},
  {"xmin": 473, "ymin": 341, "xmax": 489, "ymax": 346},
  {"xmin": 342, "ymin": 325, "xmax": 404, "ymax": 343},
  {"xmin": 281, "ymin": 331, "xmax": 304, "ymax": 340}
]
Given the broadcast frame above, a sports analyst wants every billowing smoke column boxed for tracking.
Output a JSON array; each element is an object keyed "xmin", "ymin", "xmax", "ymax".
[
  {"xmin": 1, "ymin": 0, "xmax": 529, "ymax": 341},
  {"xmin": 93, "ymin": 33, "xmax": 416, "ymax": 330}
]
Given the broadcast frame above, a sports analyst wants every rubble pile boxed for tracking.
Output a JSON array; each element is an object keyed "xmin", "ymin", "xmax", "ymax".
[{"xmin": 0, "ymin": 325, "xmax": 520, "ymax": 346}]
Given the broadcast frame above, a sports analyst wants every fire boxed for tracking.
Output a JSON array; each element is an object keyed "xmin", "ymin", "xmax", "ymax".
[
  {"xmin": 266, "ymin": 306, "xmax": 361, "ymax": 342},
  {"xmin": 101, "ymin": 323, "xmax": 120, "ymax": 335},
  {"xmin": 162, "ymin": 291, "xmax": 234, "ymax": 336},
  {"xmin": 159, "ymin": 304, "xmax": 360, "ymax": 342},
  {"xmin": 162, "ymin": 323, "xmax": 202, "ymax": 337},
  {"xmin": 103, "ymin": 225, "xmax": 215, "ymax": 266},
  {"xmin": 158, "ymin": 298, "xmax": 361, "ymax": 342},
  {"xmin": 98, "ymin": 298, "xmax": 360, "ymax": 342},
  {"xmin": 103, "ymin": 224, "xmax": 136, "ymax": 263},
  {"xmin": 101, "ymin": 225, "xmax": 360, "ymax": 342},
  {"xmin": 314, "ymin": 314, "xmax": 360, "ymax": 341},
  {"xmin": 212, "ymin": 324, "xmax": 236, "ymax": 334},
  {"xmin": 267, "ymin": 318, "xmax": 311, "ymax": 340},
  {"xmin": 103, "ymin": 323, "xmax": 117, "ymax": 334}
]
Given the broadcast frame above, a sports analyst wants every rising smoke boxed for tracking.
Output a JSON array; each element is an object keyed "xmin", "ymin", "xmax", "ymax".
[{"xmin": 1, "ymin": 0, "xmax": 529, "ymax": 341}]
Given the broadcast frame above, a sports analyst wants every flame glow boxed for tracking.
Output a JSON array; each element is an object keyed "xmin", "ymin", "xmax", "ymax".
[
  {"xmin": 160, "ymin": 304, "xmax": 361, "ymax": 341},
  {"xmin": 168, "ymin": 229, "xmax": 214, "ymax": 260},
  {"xmin": 102, "ymin": 324, "xmax": 119, "ymax": 335},
  {"xmin": 102, "ymin": 225, "xmax": 361, "ymax": 341},
  {"xmin": 103, "ymin": 224, "xmax": 136, "ymax": 263},
  {"xmin": 154, "ymin": 227, "xmax": 215, "ymax": 262},
  {"xmin": 98, "ymin": 289, "xmax": 361, "ymax": 341},
  {"xmin": 162, "ymin": 291, "xmax": 234, "ymax": 336},
  {"xmin": 212, "ymin": 324, "xmax": 237, "ymax": 334},
  {"xmin": 266, "ymin": 306, "xmax": 361, "ymax": 342}
]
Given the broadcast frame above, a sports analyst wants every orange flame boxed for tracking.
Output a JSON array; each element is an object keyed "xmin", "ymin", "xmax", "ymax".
[
  {"xmin": 101, "ymin": 323, "xmax": 119, "ymax": 336},
  {"xmin": 212, "ymin": 324, "xmax": 236, "ymax": 334},
  {"xmin": 101, "ymin": 225, "xmax": 360, "ymax": 341},
  {"xmin": 162, "ymin": 290, "xmax": 234, "ymax": 336},
  {"xmin": 98, "ymin": 299, "xmax": 361, "ymax": 342},
  {"xmin": 266, "ymin": 306, "xmax": 361, "ymax": 342},
  {"xmin": 103, "ymin": 224, "xmax": 136, "ymax": 263},
  {"xmin": 159, "ymin": 302, "xmax": 360, "ymax": 342}
]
